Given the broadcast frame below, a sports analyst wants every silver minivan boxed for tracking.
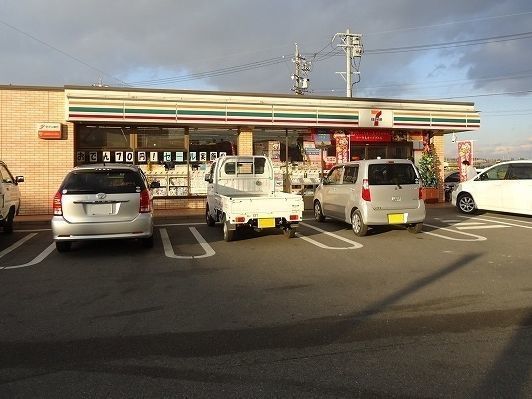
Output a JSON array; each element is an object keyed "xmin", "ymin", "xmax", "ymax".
[
  {"xmin": 51, "ymin": 164, "xmax": 158, "ymax": 252},
  {"xmin": 313, "ymin": 159, "xmax": 425, "ymax": 236}
]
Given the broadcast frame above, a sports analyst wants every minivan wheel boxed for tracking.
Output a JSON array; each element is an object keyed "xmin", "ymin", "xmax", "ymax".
[
  {"xmin": 314, "ymin": 200, "xmax": 325, "ymax": 222},
  {"xmin": 2, "ymin": 208, "xmax": 14, "ymax": 233},
  {"xmin": 142, "ymin": 235, "xmax": 154, "ymax": 248},
  {"xmin": 351, "ymin": 209, "xmax": 368, "ymax": 237},
  {"xmin": 55, "ymin": 241, "xmax": 72, "ymax": 253},
  {"xmin": 457, "ymin": 193, "xmax": 476, "ymax": 214},
  {"xmin": 407, "ymin": 222, "xmax": 423, "ymax": 234}
]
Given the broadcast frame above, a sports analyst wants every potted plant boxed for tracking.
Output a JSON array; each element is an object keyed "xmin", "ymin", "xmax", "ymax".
[{"xmin": 418, "ymin": 145, "xmax": 440, "ymax": 203}]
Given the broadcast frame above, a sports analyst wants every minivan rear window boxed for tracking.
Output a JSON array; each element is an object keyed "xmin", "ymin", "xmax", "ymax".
[
  {"xmin": 61, "ymin": 170, "xmax": 145, "ymax": 194},
  {"xmin": 368, "ymin": 164, "xmax": 418, "ymax": 185}
]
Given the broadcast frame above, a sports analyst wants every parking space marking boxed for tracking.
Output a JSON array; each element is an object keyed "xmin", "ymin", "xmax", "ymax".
[
  {"xmin": 160, "ymin": 227, "xmax": 215, "ymax": 259},
  {"xmin": 2, "ymin": 243, "xmax": 56, "ymax": 270},
  {"xmin": 459, "ymin": 215, "xmax": 532, "ymax": 229},
  {"xmin": 0, "ymin": 233, "xmax": 37, "ymax": 260},
  {"xmin": 422, "ymin": 223, "xmax": 487, "ymax": 241},
  {"xmin": 456, "ymin": 225, "xmax": 511, "ymax": 230},
  {"xmin": 297, "ymin": 222, "xmax": 363, "ymax": 250}
]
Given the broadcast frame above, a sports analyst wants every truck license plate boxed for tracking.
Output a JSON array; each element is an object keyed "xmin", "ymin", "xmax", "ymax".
[
  {"xmin": 258, "ymin": 218, "xmax": 275, "ymax": 228},
  {"xmin": 387, "ymin": 213, "xmax": 405, "ymax": 224}
]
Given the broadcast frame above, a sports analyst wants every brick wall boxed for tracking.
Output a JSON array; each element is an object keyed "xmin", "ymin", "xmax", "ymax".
[{"xmin": 0, "ymin": 87, "xmax": 73, "ymax": 215}]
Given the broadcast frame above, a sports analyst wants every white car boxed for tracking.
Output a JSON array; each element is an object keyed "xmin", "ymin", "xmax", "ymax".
[
  {"xmin": 452, "ymin": 160, "xmax": 532, "ymax": 215},
  {"xmin": 0, "ymin": 161, "xmax": 24, "ymax": 233}
]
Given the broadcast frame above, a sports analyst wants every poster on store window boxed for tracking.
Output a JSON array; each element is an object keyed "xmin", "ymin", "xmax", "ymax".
[
  {"xmin": 457, "ymin": 140, "xmax": 474, "ymax": 182},
  {"xmin": 333, "ymin": 132, "xmax": 350, "ymax": 164}
]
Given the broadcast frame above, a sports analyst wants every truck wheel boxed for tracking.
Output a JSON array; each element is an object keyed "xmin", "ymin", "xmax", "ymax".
[
  {"xmin": 351, "ymin": 209, "xmax": 368, "ymax": 237},
  {"xmin": 2, "ymin": 208, "xmax": 15, "ymax": 233},
  {"xmin": 206, "ymin": 206, "xmax": 216, "ymax": 226},
  {"xmin": 223, "ymin": 221, "xmax": 235, "ymax": 242},
  {"xmin": 284, "ymin": 227, "xmax": 296, "ymax": 238},
  {"xmin": 314, "ymin": 200, "xmax": 325, "ymax": 222}
]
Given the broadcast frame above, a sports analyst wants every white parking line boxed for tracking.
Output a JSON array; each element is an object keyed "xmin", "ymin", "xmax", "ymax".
[
  {"xmin": 160, "ymin": 227, "xmax": 215, "ymax": 259},
  {"xmin": 297, "ymin": 222, "xmax": 363, "ymax": 250},
  {"xmin": 2, "ymin": 243, "xmax": 56, "ymax": 270},
  {"xmin": 0, "ymin": 233, "xmax": 37, "ymax": 260},
  {"xmin": 422, "ymin": 223, "xmax": 487, "ymax": 241},
  {"xmin": 459, "ymin": 215, "xmax": 532, "ymax": 229},
  {"xmin": 456, "ymin": 225, "xmax": 511, "ymax": 230}
]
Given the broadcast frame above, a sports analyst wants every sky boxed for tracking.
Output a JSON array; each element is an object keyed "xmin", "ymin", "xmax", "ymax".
[{"xmin": 1, "ymin": 0, "xmax": 531, "ymax": 160}]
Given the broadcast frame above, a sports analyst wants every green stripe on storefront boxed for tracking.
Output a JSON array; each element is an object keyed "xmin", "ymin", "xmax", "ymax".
[
  {"xmin": 394, "ymin": 116, "xmax": 431, "ymax": 122},
  {"xmin": 432, "ymin": 118, "xmax": 467, "ymax": 123},
  {"xmin": 69, "ymin": 106, "xmax": 123, "ymax": 113},
  {"xmin": 125, "ymin": 108, "xmax": 175, "ymax": 114},
  {"xmin": 177, "ymin": 110, "xmax": 226, "ymax": 116},
  {"xmin": 274, "ymin": 113, "xmax": 316, "ymax": 118},
  {"xmin": 319, "ymin": 114, "xmax": 358, "ymax": 120},
  {"xmin": 227, "ymin": 111, "xmax": 272, "ymax": 117}
]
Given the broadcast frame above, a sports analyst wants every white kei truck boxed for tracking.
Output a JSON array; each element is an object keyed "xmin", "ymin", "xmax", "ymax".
[{"xmin": 205, "ymin": 155, "xmax": 304, "ymax": 241}]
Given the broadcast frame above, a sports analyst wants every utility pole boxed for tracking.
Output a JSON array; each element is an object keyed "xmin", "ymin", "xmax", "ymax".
[
  {"xmin": 333, "ymin": 29, "xmax": 363, "ymax": 97},
  {"xmin": 291, "ymin": 43, "xmax": 311, "ymax": 95}
]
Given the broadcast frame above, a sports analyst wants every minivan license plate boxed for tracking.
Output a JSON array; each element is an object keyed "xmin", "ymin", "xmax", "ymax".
[
  {"xmin": 87, "ymin": 203, "xmax": 113, "ymax": 216},
  {"xmin": 387, "ymin": 213, "xmax": 405, "ymax": 224},
  {"xmin": 258, "ymin": 218, "xmax": 275, "ymax": 228}
]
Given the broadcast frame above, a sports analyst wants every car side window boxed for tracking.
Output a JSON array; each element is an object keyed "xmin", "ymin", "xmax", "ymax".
[
  {"xmin": 327, "ymin": 167, "xmax": 343, "ymax": 185},
  {"xmin": 507, "ymin": 164, "xmax": 532, "ymax": 180},
  {"xmin": 343, "ymin": 166, "xmax": 358, "ymax": 184},
  {"xmin": 482, "ymin": 164, "xmax": 510, "ymax": 181}
]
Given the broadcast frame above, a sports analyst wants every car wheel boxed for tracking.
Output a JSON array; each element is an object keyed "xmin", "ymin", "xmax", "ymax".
[
  {"xmin": 314, "ymin": 200, "xmax": 325, "ymax": 222},
  {"xmin": 2, "ymin": 207, "xmax": 14, "ymax": 233},
  {"xmin": 206, "ymin": 206, "xmax": 216, "ymax": 227},
  {"xmin": 223, "ymin": 221, "xmax": 235, "ymax": 242},
  {"xmin": 457, "ymin": 193, "xmax": 476, "ymax": 214},
  {"xmin": 351, "ymin": 209, "xmax": 368, "ymax": 237},
  {"xmin": 142, "ymin": 235, "xmax": 154, "ymax": 248},
  {"xmin": 55, "ymin": 241, "xmax": 72, "ymax": 252},
  {"xmin": 407, "ymin": 222, "xmax": 423, "ymax": 234}
]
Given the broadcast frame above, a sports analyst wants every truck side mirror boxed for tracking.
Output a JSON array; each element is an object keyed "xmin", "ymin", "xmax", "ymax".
[
  {"xmin": 16, "ymin": 176, "xmax": 24, "ymax": 183},
  {"xmin": 204, "ymin": 173, "xmax": 213, "ymax": 183}
]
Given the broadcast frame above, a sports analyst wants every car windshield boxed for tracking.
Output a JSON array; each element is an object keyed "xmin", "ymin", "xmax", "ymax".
[
  {"xmin": 61, "ymin": 170, "xmax": 145, "ymax": 194},
  {"xmin": 368, "ymin": 163, "xmax": 418, "ymax": 185}
]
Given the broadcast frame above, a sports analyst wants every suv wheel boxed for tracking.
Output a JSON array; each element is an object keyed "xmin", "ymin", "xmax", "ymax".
[
  {"xmin": 351, "ymin": 209, "xmax": 368, "ymax": 237},
  {"xmin": 457, "ymin": 193, "xmax": 476, "ymax": 214}
]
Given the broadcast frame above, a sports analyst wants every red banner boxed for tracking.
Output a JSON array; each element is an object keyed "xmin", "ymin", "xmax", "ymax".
[{"xmin": 348, "ymin": 130, "xmax": 392, "ymax": 143}]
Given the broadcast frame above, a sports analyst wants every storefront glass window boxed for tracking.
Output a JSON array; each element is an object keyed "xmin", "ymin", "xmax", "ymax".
[
  {"xmin": 137, "ymin": 127, "xmax": 185, "ymax": 149},
  {"xmin": 77, "ymin": 125, "xmax": 132, "ymax": 149},
  {"xmin": 253, "ymin": 129, "xmax": 306, "ymax": 163}
]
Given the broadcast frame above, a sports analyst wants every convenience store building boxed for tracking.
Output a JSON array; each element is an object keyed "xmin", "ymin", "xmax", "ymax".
[{"xmin": 0, "ymin": 85, "xmax": 480, "ymax": 215}]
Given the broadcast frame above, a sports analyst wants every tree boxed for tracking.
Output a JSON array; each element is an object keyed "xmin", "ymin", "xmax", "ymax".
[{"xmin": 418, "ymin": 145, "xmax": 439, "ymax": 188}]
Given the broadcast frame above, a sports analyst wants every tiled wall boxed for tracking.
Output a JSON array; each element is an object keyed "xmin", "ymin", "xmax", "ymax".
[{"xmin": 0, "ymin": 87, "xmax": 73, "ymax": 215}]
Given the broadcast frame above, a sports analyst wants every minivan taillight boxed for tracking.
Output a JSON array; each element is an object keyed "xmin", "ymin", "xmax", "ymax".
[
  {"xmin": 139, "ymin": 189, "xmax": 151, "ymax": 213},
  {"xmin": 53, "ymin": 191, "xmax": 63, "ymax": 215},
  {"xmin": 361, "ymin": 179, "xmax": 371, "ymax": 201}
]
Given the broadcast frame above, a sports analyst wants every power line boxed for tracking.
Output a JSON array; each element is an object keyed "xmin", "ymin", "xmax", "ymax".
[{"xmin": 0, "ymin": 18, "xmax": 129, "ymax": 86}]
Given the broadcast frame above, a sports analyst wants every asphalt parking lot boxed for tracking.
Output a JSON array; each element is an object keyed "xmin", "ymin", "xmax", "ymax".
[{"xmin": 1, "ymin": 205, "xmax": 531, "ymax": 398}]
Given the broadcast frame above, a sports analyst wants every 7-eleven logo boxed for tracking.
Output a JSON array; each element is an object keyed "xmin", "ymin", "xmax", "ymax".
[{"xmin": 371, "ymin": 109, "xmax": 383, "ymax": 126}]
